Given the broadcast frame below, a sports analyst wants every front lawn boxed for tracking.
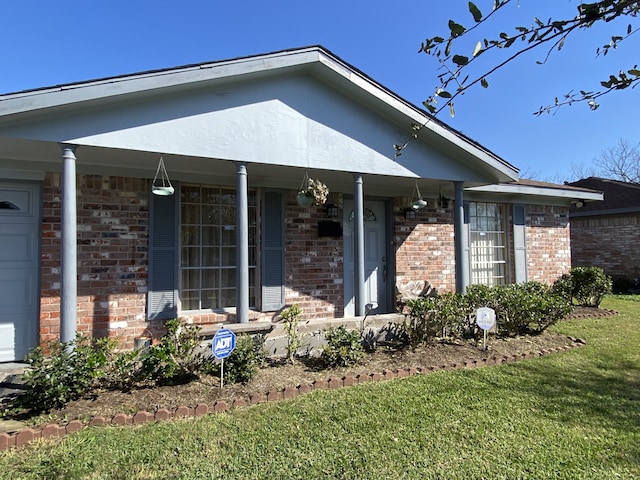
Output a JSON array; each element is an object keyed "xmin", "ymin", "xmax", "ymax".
[{"xmin": 1, "ymin": 296, "xmax": 638, "ymax": 479}]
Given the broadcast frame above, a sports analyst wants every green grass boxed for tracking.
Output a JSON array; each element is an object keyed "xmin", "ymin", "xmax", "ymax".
[{"xmin": 1, "ymin": 296, "xmax": 639, "ymax": 479}]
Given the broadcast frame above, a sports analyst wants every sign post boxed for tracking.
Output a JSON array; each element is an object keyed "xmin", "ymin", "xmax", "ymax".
[
  {"xmin": 476, "ymin": 307, "xmax": 496, "ymax": 351},
  {"xmin": 212, "ymin": 327, "xmax": 236, "ymax": 388}
]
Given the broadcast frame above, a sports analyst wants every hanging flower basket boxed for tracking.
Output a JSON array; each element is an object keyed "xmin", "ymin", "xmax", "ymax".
[
  {"xmin": 296, "ymin": 192, "xmax": 315, "ymax": 207},
  {"xmin": 297, "ymin": 173, "xmax": 329, "ymax": 207}
]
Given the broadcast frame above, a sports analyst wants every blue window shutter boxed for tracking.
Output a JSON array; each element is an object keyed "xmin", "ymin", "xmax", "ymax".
[
  {"xmin": 147, "ymin": 184, "xmax": 179, "ymax": 320},
  {"xmin": 261, "ymin": 190, "xmax": 285, "ymax": 311},
  {"xmin": 513, "ymin": 204, "xmax": 528, "ymax": 283}
]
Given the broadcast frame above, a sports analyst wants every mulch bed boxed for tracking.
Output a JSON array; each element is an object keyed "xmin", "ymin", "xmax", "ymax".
[{"xmin": 0, "ymin": 306, "xmax": 616, "ymax": 450}]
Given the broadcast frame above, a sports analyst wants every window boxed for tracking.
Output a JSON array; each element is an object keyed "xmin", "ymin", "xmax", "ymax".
[
  {"xmin": 469, "ymin": 202, "xmax": 507, "ymax": 286},
  {"xmin": 179, "ymin": 185, "xmax": 257, "ymax": 310}
]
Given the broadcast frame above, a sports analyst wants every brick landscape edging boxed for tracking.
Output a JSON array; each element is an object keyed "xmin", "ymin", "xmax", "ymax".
[{"xmin": 0, "ymin": 336, "xmax": 587, "ymax": 451}]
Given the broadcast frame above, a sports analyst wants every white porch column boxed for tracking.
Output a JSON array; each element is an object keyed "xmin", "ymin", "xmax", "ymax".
[
  {"xmin": 60, "ymin": 144, "xmax": 78, "ymax": 344},
  {"xmin": 453, "ymin": 181, "xmax": 469, "ymax": 293},
  {"xmin": 353, "ymin": 173, "xmax": 366, "ymax": 316},
  {"xmin": 235, "ymin": 162, "xmax": 249, "ymax": 323}
]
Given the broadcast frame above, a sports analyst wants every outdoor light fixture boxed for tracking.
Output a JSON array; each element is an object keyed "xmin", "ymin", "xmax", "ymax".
[
  {"xmin": 326, "ymin": 203, "xmax": 339, "ymax": 218},
  {"xmin": 437, "ymin": 193, "xmax": 450, "ymax": 209},
  {"xmin": 437, "ymin": 186, "xmax": 450, "ymax": 208},
  {"xmin": 152, "ymin": 156, "xmax": 175, "ymax": 196},
  {"xmin": 574, "ymin": 200, "xmax": 584, "ymax": 208},
  {"xmin": 404, "ymin": 208, "xmax": 417, "ymax": 219}
]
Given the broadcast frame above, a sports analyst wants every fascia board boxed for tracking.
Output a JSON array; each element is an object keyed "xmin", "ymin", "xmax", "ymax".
[
  {"xmin": 0, "ymin": 49, "xmax": 323, "ymax": 117},
  {"xmin": 570, "ymin": 206, "xmax": 640, "ymax": 217},
  {"xmin": 466, "ymin": 183, "xmax": 604, "ymax": 201}
]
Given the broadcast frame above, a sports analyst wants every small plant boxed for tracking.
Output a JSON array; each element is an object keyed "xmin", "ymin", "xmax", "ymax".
[
  {"xmin": 321, "ymin": 325, "xmax": 365, "ymax": 368},
  {"xmin": 297, "ymin": 174, "xmax": 329, "ymax": 206},
  {"xmin": 101, "ymin": 347, "xmax": 147, "ymax": 391},
  {"xmin": 280, "ymin": 304, "xmax": 303, "ymax": 363},
  {"xmin": 142, "ymin": 319, "xmax": 206, "ymax": 385},
  {"xmin": 209, "ymin": 334, "xmax": 266, "ymax": 384},
  {"xmin": 402, "ymin": 296, "xmax": 442, "ymax": 348}
]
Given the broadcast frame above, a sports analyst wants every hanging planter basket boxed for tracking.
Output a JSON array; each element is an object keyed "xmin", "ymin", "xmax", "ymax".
[
  {"xmin": 152, "ymin": 156, "xmax": 175, "ymax": 196},
  {"xmin": 296, "ymin": 192, "xmax": 314, "ymax": 207},
  {"xmin": 297, "ymin": 172, "xmax": 328, "ymax": 207}
]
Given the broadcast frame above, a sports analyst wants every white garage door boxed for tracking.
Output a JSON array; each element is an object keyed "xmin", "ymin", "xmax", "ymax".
[{"xmin": 0, "ymin": 183, "xmax": 40, "ymax": 362}]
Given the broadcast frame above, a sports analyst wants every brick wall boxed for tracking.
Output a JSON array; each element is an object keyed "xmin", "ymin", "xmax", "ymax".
[
  {"xmin": 570, "ymin": 213, "xmax": 640, "ymax": 280},
  {"xmin": 40, "ymin": 174, "xmax": 157, "ymax": 347},
  {"xmin": 38, "ymin": 173, "xmax": 574, "ymax": 347},
  {"xmin": 525, "ymin": 204, "xmax": 571, "ymax": 284},
  {"xmin": 283, "ymin": 191, "xmax": 344, "ymax": 319},
  {"xmin": 39, "ymin": 176, "xmax": 345, "ymax": 347},
  {"xmin": 394, "ymin": 197, "xmax": 456, "ymax": 293}
]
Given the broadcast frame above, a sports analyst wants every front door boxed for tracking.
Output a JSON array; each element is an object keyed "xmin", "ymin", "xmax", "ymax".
[
  {"xmin": 343, "ymin": 199, "xmax": 388, "ymax": 317},
  {"xmin": 0, "ymin": 183, "xmax": 40, "ymax": 362}
]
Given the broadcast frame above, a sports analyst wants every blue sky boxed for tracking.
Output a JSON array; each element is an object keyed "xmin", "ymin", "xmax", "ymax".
[{"xmin": 1, "ymin": 0, "xmax": 637, "ymax": 181}]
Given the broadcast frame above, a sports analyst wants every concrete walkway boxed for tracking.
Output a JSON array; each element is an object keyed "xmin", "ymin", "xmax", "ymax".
[{"xmin": 0, "ymin": 363, "xmax": 28, "ymax": 434}]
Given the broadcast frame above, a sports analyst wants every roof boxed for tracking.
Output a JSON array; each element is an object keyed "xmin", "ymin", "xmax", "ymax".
[
  {"xmin": 567, "ymin": 177, "xmax": 640, "ymax": 216},
  {"xmin": 0, "ymin": 46, "xmax": 509, "ymax": 170},
  {"xmin": 464, "ymin": 178, "xmax": 603, "ymax": 204},
  {"xmin": 0, "ymin": 46, "xmax": 519, "ymax": 186}
]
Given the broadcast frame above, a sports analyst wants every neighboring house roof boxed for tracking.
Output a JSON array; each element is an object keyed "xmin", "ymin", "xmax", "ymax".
[
  {"xmin": 465, "ymin": 178, "xmax": 603, "ymax": 204},
  {"xmin": 567, "ymin": 177, "xmax": 640, "ymax": 216}
]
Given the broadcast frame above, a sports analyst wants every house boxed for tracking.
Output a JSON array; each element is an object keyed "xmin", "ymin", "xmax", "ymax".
[
  {"xmin": 0, "ymin": 46, "xmax": 601, "ymax": 362},
  {"xmin": 568, "ymin": 177, "xmax": 640, "ymax": 286}
]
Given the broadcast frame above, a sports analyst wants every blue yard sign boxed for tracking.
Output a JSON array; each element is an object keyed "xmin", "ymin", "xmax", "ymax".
[
  {"xmin": 212, "ymin": 327, "xmax": 236, "ymax": 388},
  {"xmin": 212, "ymin": 327, "xmax": 236, "ymax": 359}
]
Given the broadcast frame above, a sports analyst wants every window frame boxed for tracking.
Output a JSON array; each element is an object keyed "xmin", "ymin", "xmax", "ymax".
[
  {"xmin": 468, "ymin": 201, "xmax": 508, "ymax": 286},
  {"xmin": 178, "ymin": 184, "xmax": 258, "ymax": 313}
]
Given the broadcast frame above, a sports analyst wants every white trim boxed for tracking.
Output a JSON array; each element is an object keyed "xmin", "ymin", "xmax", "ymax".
[
  {"xmin": 0, "ymin": 168, "xmax": 45, "ymax": 181},
  {"xmin": 465, "ymin": 183, "xmax": 603, "ymax": 201}
]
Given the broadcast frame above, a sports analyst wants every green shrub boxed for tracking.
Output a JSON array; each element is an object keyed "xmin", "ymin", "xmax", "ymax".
[
  {"xmin": 13, "ymin": 334, "xmax": 115, "ymax": 413},
  {"xmin": 402, "ymin": 282, "xmax": 573, "ymax": 345},
  {"xmin": 569, "ymin": 266, "xmax": 612, "ymax": 307},
  {"xmin": 218, "ymin": 334, "xmax": 265, "ymax": 384},
  {"xmin": 403, "ymin": 296, "xmax": 443, "ymax": 347},
  {"xmin": 494, "ymin": 282, "xmax": 571, "ymax": 336},
  {"xmin": 552, "ymin": 274, "xmax": 574, "ymax": 304},
  {"xmin": 101, "ymin": 347, "xmax": 147, "ymax": 391},
  {"xmin": 280, "ymin": 304, "xmax": 303, "ymax": 363},
  {"xmin": 437, "ymin": 292, "xmax": 475, "ymax": 339},
  {"xmin": 142, "ymin": 319, "xmax": 206, "ymax": 385},
  {"xmin": 321, "ymin": 326, "xmax": 365, "ymax": 368}
]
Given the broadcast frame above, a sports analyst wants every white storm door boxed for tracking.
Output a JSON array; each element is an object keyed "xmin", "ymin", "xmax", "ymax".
[
  {"xmin": 0, "ymin": 183, "xmax": 40, "ymax": 362},
  {"xmin": 343, "ymin": 200, "xmax": 387, "ymax": 317}
]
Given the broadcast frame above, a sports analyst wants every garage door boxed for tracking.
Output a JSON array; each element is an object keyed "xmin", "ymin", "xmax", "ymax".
[{"xmin": 0, "ymin": 183, "xmax": 40, "ymax": 362}]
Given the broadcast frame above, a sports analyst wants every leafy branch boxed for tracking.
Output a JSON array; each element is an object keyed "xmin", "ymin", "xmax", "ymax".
[{"xmin": 395, "ymin": 0, "xmax": 640, "ymax": 157}]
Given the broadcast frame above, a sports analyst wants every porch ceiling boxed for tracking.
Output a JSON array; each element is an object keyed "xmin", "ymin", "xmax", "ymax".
[{"xmin": 0, "ymin": 138, "xmax": 457, "ymax": 197}]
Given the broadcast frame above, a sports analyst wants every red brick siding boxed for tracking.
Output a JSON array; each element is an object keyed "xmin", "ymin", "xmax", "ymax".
[
  {"xmin": 40, "ymin": 174, "xmax": 156, "ymax": 347},
  {"xmin": 283, "ymin": 191, "xmax": 344, "ymax": 318},
  {"xmin": 394, "ymin": 197, "xmax": 456, "ymax": 292},
  {"xmin": 525, "ymin": 205, "xmax": 571, "ymax": 284},
  {"xmin": 570, "ymin": 213, "xmax": 640, "ymax": 280},
  {"xmin": 38, "ymin": 172, "xmax": 574, "ymax": 347}
]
